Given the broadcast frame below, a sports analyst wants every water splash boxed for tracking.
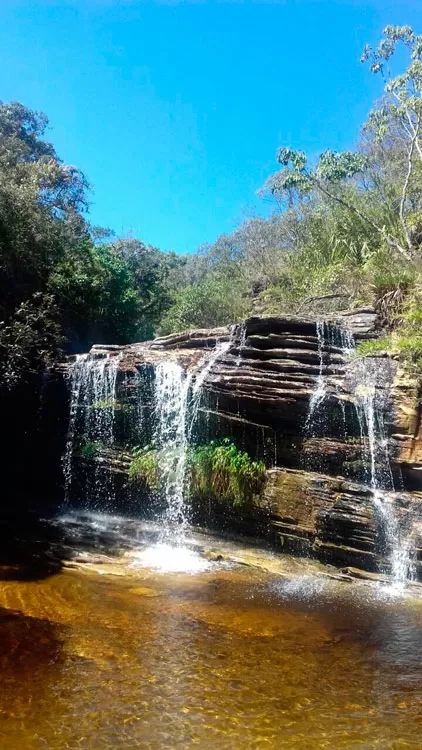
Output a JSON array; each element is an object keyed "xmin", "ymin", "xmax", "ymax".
[{"xmin": 131, "ymin": 543, "xmax": 212, "ymax": 574}]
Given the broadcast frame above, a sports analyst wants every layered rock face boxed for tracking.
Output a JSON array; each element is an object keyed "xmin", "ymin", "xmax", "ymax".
[{"xmin": 64, "ymin": 311, "xmax": 422, "ymax": 577}]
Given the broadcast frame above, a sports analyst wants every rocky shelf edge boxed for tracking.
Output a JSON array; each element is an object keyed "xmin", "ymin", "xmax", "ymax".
[{"xmin": 60, "ymin": 309, "xmax": 422, "ymax": 578}]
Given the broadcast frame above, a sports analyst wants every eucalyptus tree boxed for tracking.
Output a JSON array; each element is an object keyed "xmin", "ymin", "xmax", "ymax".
[
  {"xmin": 361, "ymin": 25, "xmax": 422, "ymax": 257},
  {"xmin": 262, "ymin": 25, "xmax": 422, "ymax": 263}
]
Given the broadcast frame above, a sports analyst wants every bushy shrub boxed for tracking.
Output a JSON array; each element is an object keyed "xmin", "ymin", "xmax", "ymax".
[
  {"xmin": 78, "ymin": 438, "xmax": 104, "ymax": 458},
  {"xmin": 189, "ymin": 439, "xmax": 266, "ymax": 506},
  {"xmin": 128, "ymin": 447, "xmax": 160, "ymax": 491}
]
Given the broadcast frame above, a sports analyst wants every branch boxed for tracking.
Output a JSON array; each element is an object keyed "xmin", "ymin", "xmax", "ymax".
[
  {"xmin": 404, "ymin": 105, "xmax": 422, "ymax": 163},
  {"xmin": 296, "ymin": 293, "xmax": 350, "ymax": 313},
  {"xmin": 399, "ymin": 114, "xmax": 418, "ymax": 250},
  {"xmin": 138, "ymin": 297, "xmax": 158, "ymax": 315},
  {"xmin": 308, "ymin": 173, "xmax": 413, "ymax": 261}
]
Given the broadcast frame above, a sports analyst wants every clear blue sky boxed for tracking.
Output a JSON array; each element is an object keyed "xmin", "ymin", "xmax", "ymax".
[{"xmin": 0, "ymin": 0, "xmax": 419, "ymax": 253}]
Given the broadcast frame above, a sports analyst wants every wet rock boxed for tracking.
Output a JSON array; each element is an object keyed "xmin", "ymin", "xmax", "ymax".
[
  {"xmin": 60, "ymin": 311, "xmax": 422, "ymax": 578},
  {"xmin": 341, "ymin": 567, "xmax": 389, "ymax": 582}
]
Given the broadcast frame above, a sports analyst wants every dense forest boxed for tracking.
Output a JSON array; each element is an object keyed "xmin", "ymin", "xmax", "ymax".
[{"xmin": 1, "ymin": 24, "xmax": 422, "ymax": 389}]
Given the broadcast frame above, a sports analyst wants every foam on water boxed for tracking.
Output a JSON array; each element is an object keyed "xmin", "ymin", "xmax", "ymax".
[{"xmin": 131, "ymin": 543, "xmax": 212, "ymax": 574}]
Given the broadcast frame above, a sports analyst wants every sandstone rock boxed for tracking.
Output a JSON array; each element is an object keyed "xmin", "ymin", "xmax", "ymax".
[{"xmin": 61, "ymin": 311, "xmax": 422, "ymax": 578}]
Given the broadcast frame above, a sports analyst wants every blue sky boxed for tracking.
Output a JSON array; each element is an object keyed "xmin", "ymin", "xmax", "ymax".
[{"xmin": 0, "ymin": 0, "xmax": 419, "ymax": 253}]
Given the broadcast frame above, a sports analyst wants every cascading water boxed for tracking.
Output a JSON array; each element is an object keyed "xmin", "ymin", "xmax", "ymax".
[
  {"xmin": 153, "ymin": 361, "xmax": 192, "ymax": 539},
  {"xmin": 305, "ymin": 321, "xmax": 327, "ymax": 431},
  {"xmin": 236, "ymin": 322, "xmax": 247, "ymax": 366},
  {"xmin": 339, "ymin": 329, "xmax": 414, "ymax": 587},
  {"xmin": 63, "ymin": 353, "xmax": 89, "ymax": 500},
  {"xmin": 63, "ymin": 352, "xmax": 120, "ymax": 506},
  {"xmin": 152, "ymin": 340, "xmax": 232, "ymax": 536},
  {"xmin": 192, "ymin": 339, "xmax": 231, "ymax": 396},
  {"xmin": 303, "ymin": 319, "xmax": 413, "ymax": 587},
  {"xmin": 188, "ymin": 338, "xmax": 232, "ymax": 435},
  {"xmin": 138, "ymin": 341, "xmax": 235, "ymax": 570}
]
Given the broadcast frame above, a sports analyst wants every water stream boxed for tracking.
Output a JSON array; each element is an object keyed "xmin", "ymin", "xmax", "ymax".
[
  {"xmin": 305, "ymin": 320, "xmax": 327, "ymax": 428},
  {"xmin": 339, "ymin": 329, "xmax": 414, "ymax": 587},
  {"xmin": 128, "ymin": 343, "xmax": 233, "ymax": 567},
  {"xmin": 63, "ymin": 352, "xmax": 121, "ymax": 506},
  {"xmin": 3, "ymin": 509, "xmax": 422, "ymax": 750},
  {"xmin": 153, "ymin": 361, "xmax": 192, "ymax": 538},
  {"xmin": 303, "ymin": 321, "xmax": 414, "ymax": 588}
]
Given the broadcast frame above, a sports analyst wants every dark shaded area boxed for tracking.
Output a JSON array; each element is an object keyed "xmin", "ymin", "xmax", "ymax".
[
  {"xmin": 0, "ymin": 512, "xmax": 68, "ymax": 581},
  {"xmin": 0, "ymin": 372, "xmax": 68, "ymax": 510},
  {"xmin": 0, "ymin": 605, "xmax": 64, "ymax": 673}
]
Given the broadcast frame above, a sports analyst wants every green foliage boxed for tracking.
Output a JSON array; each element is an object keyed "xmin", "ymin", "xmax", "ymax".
[
  {"xmin": 160, "ymin": 23, "xmax": 422, "ymax": 341},
  {"xmin": 4, "ymin": 24, "xmax": 422, "ymax": 382},
  {"xmin": 0, "ymin": 101, "xmax": 178, "ymax": 387},
  {"xmin": 189, "ymin": 439, "xmax": 266, "ymax": 506},
  {"xmin": 48, "ymin": 240, "xmax": 142, "ymax": 348},
  {"xmin": 159, "ymin": 272, "xmax": 249, "ymax": 334},
  {"xmin": 128, "ymin": 447, "xmax": 160, "ymax": 491},
  {"xmin": 393, "ymin": 335, "xmax": 422, "ymax": 369},
  {"xmin": 355, "ymin": 338, "xmax": 392, "ymax": 357},
  {"xmin": 0, "ymin": 293, "xmax": 63, "ymax": 387},
  {"xmin": 78, "ymin": 438, "xmax": 104, "ymax": 459},
  {"xmin": 91, "ymin": 398, "xmax": 117, "ymax": 410}
]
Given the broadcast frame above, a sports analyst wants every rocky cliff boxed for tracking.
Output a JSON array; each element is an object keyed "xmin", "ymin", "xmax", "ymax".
[{"xmin": 63, "ymin": 310, "xmax": 422, "ymax": 578}]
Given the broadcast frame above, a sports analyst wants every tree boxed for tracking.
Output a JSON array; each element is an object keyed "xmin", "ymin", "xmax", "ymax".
[
  {"xmin": 0, "ymin": 102, "xmax": 174, "ymax": 384},
  {"xmin": 362, "ymin": 25, "xmax": 422, "ymax": 256},
  {"xmin": 262, "ymin": 26, "xmax": 422, "ymax": 262}
]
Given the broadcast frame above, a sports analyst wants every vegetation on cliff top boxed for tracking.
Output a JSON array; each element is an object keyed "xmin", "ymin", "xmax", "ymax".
[
  {"xmin": 159, "ymin": 24, "xmax": 422, "ymax": 373},
  {"xmin": 2, "ymin": 24, "xmax": 422, "ymax": 384}
]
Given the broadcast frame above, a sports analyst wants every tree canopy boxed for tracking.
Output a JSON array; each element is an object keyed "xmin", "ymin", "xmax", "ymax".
[
  {"xmin": 3, "ymin": 24, "xmax": 422, "ymax": 382},
  {"xmin": 158, "ymin": 24, "xmax": 422, "ymax": 372},
  {"xmin": 0, "ymin": 102, "xmax": 183, "ymax": 386}
]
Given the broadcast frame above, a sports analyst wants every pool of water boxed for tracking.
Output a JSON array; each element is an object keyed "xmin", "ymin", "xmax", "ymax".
[{"xmin": 0, "ymin": 511, "xmax": 422, "ymax": 749}]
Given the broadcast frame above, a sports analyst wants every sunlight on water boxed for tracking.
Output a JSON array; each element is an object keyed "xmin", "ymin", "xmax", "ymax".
[
  {"xmin": 273, "ymin": 575, "xmax": 328, "ymax": 600},
  {"xmin": 131, "ymin": 543, "xmax": 213, "ymax": 574}
]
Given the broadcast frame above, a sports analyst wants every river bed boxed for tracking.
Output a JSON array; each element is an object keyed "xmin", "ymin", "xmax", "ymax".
[{"xmin": 0, "ymin": 511, "xmax": 421, "ymax": 749}]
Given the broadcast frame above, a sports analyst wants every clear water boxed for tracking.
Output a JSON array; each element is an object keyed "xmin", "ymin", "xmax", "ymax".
[{"xmin": 1, "ymin": 511, "xmax": 422, "ymax": 750}]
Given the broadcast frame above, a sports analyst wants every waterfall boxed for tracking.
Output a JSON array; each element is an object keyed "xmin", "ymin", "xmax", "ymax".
[
  {"xmin": 153, "ymin": 340, "xmax": 232, "ymax": 539},
  {"xmin": 305, "ymin": 321, "xmax": 327, "ymax": 430},
  {"xmin": 192, "ymin": 339, "xmax": 231, "ymax": 396},
  {"xmin": 153, "ymin": 362, "xmax": 192, "ymax": 539},
  {"xmin": 303, "ymin": 319, "xmax": 413, "ymax": 586},
  {"xmin": 63, "ymin": 353, "xmax": 89, "ymax": 501},
  {"xmin": 236, "ymin": 322, "xmax": 247, "ymax": 366},
  {"xmin": 63, "ymin": 352, "xmax": 120, "ymax": 506},
  {"xmin": 341, "ymin": 331, "xmax": 413, "ymax": 587},
  {"xmin": 188, "ymin": 339, "xmax": 232, "ymax": 437}
]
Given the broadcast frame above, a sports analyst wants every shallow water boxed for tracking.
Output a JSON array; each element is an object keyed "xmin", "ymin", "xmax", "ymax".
[{"xmin": 0, "ymin": 513, "xmax": 422, "ymax": 749}]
